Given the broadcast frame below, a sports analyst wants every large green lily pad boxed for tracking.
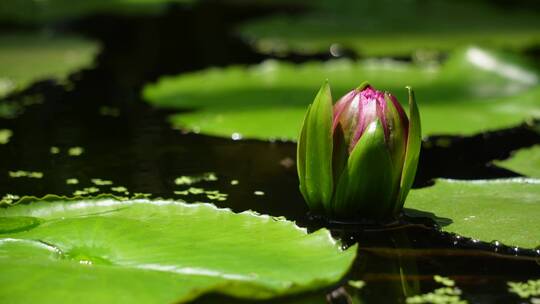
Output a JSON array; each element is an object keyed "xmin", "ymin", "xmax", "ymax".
[
  {"xmin": 405, "ymin": 179, "xmax": 540, "ymax": 249},
  {"xmin": 0, "ymin": 32, "xmax": 100, "ymax": 98},
  {"xmin": 237, "ymin": 0, "xmax": 540, "ymax": 56},
  {"xmin": 0, "ymin": 197, "xmax": 356, "ymax": 303},
  {"xmin": 143, "ymin": 47, "xmax": 540, "ymax": 140},
  {"xmin": 495, "ymin": 145, "xmax": 540, "ymax": 178}
]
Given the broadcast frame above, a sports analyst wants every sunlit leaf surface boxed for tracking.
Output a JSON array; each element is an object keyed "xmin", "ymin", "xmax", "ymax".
[
  {"xmin": 237, "ymin": 0, "xmax": 540, "ymax": 56},
  {"xmin": 405, "ymin": 179, "xmax": 540, "ymax": 249},
  {"xmin": 0, "ymin": 32, "xmax": 100, "ymax": 98},
  {"xmin": 495, "ymin": 145, "xmax": 540, "ymax": 178},
  {"xmin": 143, "ymin": 47, "xmax": 540, "ymax": 140},
  {"xmin": 0, "ymin": 197, "xmax": 356, "ymax": 303}
]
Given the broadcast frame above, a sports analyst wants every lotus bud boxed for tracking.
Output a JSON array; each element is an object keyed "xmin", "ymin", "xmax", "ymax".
[{"xmin": 297, "ymin": 81, "xmax": 421, "ymax": 221}]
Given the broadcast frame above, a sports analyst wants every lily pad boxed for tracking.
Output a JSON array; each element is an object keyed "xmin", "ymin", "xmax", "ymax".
[
  {"xmin": 405, "ymin": 179, "xmax": 540, "ymax": 249},
  {"xmin": 143, "ymin": 47, "xmax": 540, "ymax": 140},
  {"xmin": 0, "ymin": 197, "xmax": 356, "ymax": 303},
  {"xmin": 495, "ymin": 145, "xmax": 540, "ymax": 178},
  {"xmin": 237, "ymin": 0, "xmax": 540, "ymax": 56},
  {"xmin": 0, "ymin": 32, "xmax": 100, "ymax": 98}
]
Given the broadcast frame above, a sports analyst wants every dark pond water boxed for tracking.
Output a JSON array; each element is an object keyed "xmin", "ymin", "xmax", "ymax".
[{"xmin": 1, "ymin": 2, "xmax": 539, "ymax": 303}]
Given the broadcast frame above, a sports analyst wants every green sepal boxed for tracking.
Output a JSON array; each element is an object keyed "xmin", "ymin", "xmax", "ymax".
[
  {"xmin": 384, "ymin": 93, "xmax": 408, "ymax": 205},
  {"xmin": 393, "ymin": 233, "xmax": 421, "ymax": 297},
  {"xmin": 383, "ymin": 94, "xmax": 407, "ymax": 168},
  {"xmin": 331, "ymin": 124, "xmax": 348, "ymax": 192},
  {"xmin": 298, "ymin": 81, "xmax": 334, "ymax": 213},
  {"xmin": 332, "ymin": 120, "xmax": 395, "ymax": 220},
  {"xmin": 397, "ymin": 87, "xmax": 422, "ymax": 210},
  {"xmin": 297, "ymin": 103, "xmax": 311, "ymax": 206},
  {"xmin": 356, "ymin": 81, "xmax": 370, "ymax": 90}
]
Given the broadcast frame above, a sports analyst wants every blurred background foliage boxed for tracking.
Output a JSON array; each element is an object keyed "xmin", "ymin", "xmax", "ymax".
[
  {"xmin": 0, "ymin": 0, "xmax": 538, "ymax": 137},
  {"xmin": 0, "ymin": 0, "xmax": 194, "ymax": 24},
  {"xmin": 0, "ymin": 32, "xmax": 99, "ymax": 98},
  {"xmin": 143, "ymin": 47, "xmax": 539, "ymax": 139},
  {"xmin": 237, "ymin": 0, "xmax": 540, "ymax": 57}
]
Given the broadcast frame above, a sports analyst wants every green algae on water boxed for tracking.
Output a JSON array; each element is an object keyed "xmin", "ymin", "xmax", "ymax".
[
  {"xmin": 68, "ymin": 147, "xmax": 84, "ymax": 156},
  {"xmin": 406, "ymin": 276, "xmax": 467, "ymax": 304},
  {"xmin": 347, "ymin": 280, "xmax": 365, "ymax": 289},
  {"xmin": 111, "ymin": 186, "xmax": 129, "ymax": 194},
  {"xmin": 508, "ymin": 279, "xmax": 540, "ymax": 299},
  {"xmin": 0, "ymin": 194, "xmax": 20, "ymax": 205},
  {"xmin": 50, "ymin": 146, "xmax": 60, "ymax": 154},
  {"xmin": 91, "ymin": 178, "xmax": 113, "ymax": 186},
  {"xmin": 205, "ymin": 190, "xmax": 228, "ymax": 201},
  {"xmin": 434, "ymin": 275, "xmax": 455, "ymax": 287},
  {"xmin": 174, "ymin": 172, "xmax": 217, "ymax": 185},
  {"xmin": 174, "ymin": 187, "xmax": 228, "ymax": 201},
  {"xmin": 0, "ymin": 129, "xmax": 12, "ymax": 144},
  {"xmin": 73, "ymin": 187, "xmax": 100, "ymax": 196},
  {"xmin": 9, "ymin": 170, "xmax": 43, "ymax": 178},
  {"xmin": 66, "ymin": 178, "xmax": 79, "ymax": 185}
]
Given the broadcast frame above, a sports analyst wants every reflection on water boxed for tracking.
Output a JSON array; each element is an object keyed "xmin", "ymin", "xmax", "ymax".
[{"xmin": 345, "ymin": 230, "xmax": 422, "ymax": 303}]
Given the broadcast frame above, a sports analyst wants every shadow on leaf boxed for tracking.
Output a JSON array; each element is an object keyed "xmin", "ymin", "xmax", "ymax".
[{"xmin": 403, "ymin": 208, "xmax": 453, "ymax": 227}]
